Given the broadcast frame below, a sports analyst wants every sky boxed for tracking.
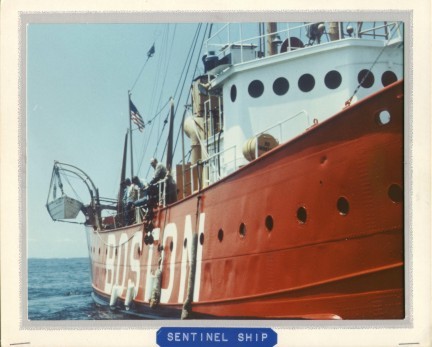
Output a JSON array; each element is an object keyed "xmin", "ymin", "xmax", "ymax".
[
  {"xmin": 27, "ymin": 23, "xmax": 207, "ymax": 258},
  {"xmin": 26, "ymin": 21, "xmax": 267, "ymax": 258}
]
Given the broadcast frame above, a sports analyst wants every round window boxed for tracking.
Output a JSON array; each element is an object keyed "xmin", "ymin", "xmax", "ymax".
[
  {"xmin": 358, "ymin": 69, "xmax": 375, "ymax": 88},
  {"xmin": 381, "ymin": 71, "xmax": 397, "ymax": 87},
  {"xmin": 298, "ymin": 74, "xmax": 315, "ymax": 92},
  {"xmin": 230, "ymin": 84, "xmax": 237, "ymax": 102},
  {"xmin": 324, "ymin": 70, "xmax": 342, "ymax": 89},
  {"xmin": 272, "ymin": 77, "xmax": 289, "ymax": 96},
  {"xmin": 248, "ymin": 80, "xmax": 264, "ymax": 98}
]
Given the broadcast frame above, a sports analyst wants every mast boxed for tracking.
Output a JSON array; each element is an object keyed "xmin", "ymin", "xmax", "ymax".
[
  {"xmin": 166, "ymin": 97, "xmax": 175, "ymax": 172},
  {"xmin": 118, "ymin": 131, "xmax": 128, "ymax": 218},
  {"xmin": 266, "ymin": 22, "xmax": 278, "ymax": 56},
  {"xmin": 128, "ymin": 90, "xmax": 134, "ymax": 178}
]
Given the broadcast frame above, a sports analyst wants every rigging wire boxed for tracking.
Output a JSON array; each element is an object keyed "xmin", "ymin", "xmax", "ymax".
[
  {"xmin": 60, "ymin": 172, "xmax": 83, "ymax": 202},
  {"xmin": 130, "ymin": 58, "xmax": 151, "ymax": 92},
  {"xmin": 162, "ymin": 23, "xmax": 207, "ymax": 166},
  {"xmin": 135, "ymin": 25, "xmax": 176, "ymax": 176},
  {"xmin": 160, "ymin": 24, "xmax": 206, "ymax": 163},
  {"xmin": 172, "ymin": 24, "xmax": 209, "ymax": 157},
  {"xmin": 345, "ymin": 22, "xmax": 401, "ymax": 107},
  {"xmin": 144, "ymin": 24, "xmax": 204, "ymax": 178}
]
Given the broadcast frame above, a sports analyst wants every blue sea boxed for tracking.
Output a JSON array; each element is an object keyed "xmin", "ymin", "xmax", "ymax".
[{"xmin": 28, "ymin": 257, "xmax": 141, "ymax": 320}]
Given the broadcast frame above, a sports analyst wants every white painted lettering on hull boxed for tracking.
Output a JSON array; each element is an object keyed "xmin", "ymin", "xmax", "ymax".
[
  {"xmin": 115, "ymin": 233, "xmax": 129, "ymax": 297},
  {"xmin": 178, "ymin": 215, "xmax": 193, "ymax": 303},
  {"xmin": 101, "ymin": 213, "xmax": 206, "ymax": 305},
  {"xmin": 130, "ymin": 231, "xmax": 142, "ymax": 297},
  {"xmin": 104, "ymin": 234, "xmax": 116, "ymax": 293},
  {"xmin": 160, "ymin": 223, "xmax": 178, "ymax": 304}
]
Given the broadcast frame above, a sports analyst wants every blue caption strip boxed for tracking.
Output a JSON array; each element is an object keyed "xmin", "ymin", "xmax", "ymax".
[{"xmin": 157, "ymin": 327, "xmax": 277, "ymax": 347}]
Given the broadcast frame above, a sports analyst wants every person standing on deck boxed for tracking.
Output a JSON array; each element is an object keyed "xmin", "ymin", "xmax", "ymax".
[
  {"xmin": 149, "ymin": 158, "xmax": 167, "ymax": 185},
  {"xmin": 132, "ymin": 176, "xmax": 145, "ymax": 199},
  {"xmin": 149, "ymin": 158, "xmax": 177, "ymax": 205},
  {"xmin": 122, "ymin": 178, "xmax": 134, "ymax": 225}
]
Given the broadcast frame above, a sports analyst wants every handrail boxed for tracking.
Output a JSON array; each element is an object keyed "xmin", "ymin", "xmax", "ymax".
[
  {"xmin": 253, "ymin": 110, "xmax": 309, "ymax": 160},
  {"xmin": 205, "ymin": 22, "xmax": 402, "ymax": 65},
  {"xmin": 189, "ymin": 145, "xmax": 237, "ymax": 192}
]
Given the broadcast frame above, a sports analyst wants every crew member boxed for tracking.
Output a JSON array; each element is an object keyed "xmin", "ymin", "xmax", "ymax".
[{"xmin": 151, "ymin": 158, "xmax": 178, "ymax": 204}]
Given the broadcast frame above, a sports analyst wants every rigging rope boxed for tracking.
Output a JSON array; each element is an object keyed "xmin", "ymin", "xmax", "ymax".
[
  {"xmin": 173, "ymin": 24, "xmax": 209, "ymax": 157},
  {"xmin": 345, "ymin": 22, "xmax": 401, "ymax": 107},
  {"xmin": 130, "ymin": 57, "xmax": 151, "ymax": 92},
  {"xmin": 60, "ymin": 172, "xmax": 83, "ymax": 202},
  {"xmin": 160, "ymin": 24, "xmax": 207, "ymax": 165},
  {"xmin": 140, "ymin": 24, "xmax": 205, "ymax": 179}
]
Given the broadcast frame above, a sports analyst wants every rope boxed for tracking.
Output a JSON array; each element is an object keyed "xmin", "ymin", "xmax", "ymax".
[
  {"xmin": 345, "ymin": 22, "xmax": 401, "ymax": 107},
  {"xmin": 158, "ymin": 24, "xmax": 207, "ymax": 167},
  {"xmin": 61, "ymin": 171, "xmax": 83, "ymax": 202},
  {"xmin": 54, "ymin": 220, "xmax": 85, "ymax": 225},
  {"xmin": 130, "ymin": 57, "xmax": 151, "ymax": 92},
  {"xmin": 94, "ymin": 227, "xmax": 140, "ymax": 249}
]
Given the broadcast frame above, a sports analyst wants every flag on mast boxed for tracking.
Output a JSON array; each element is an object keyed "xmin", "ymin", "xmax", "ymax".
[{"xmin": 129, "ymin": 99, "xmax": 145, "ymax": 132}]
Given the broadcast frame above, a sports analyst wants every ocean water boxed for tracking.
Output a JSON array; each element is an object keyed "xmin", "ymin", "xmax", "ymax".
[{"xmin": 28, "ymin": 257, "xmax": 141, "ymax": 320}]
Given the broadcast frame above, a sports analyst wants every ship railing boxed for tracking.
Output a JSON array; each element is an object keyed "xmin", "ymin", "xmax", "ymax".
[
  {"xmin": 357, "ymin": 22, "xmax": 402, "ymax": 40},
  {"xmin": 203, "ymin": 96, "xmax": 223, "ymax": 137},
  {"xmin": 205, "ymin": 22, "xmax": 403, "ymax": 66},
  {"xmin": 252, "ymin": 110, "xmax": 309, "ymax": 158},
  {"xmin": 157, "ymin": 178, "xmax": 168, "ymax": 207},
  {"xmin": 189, "ymin": 145, "xmax": 237, "ymax": 192}
]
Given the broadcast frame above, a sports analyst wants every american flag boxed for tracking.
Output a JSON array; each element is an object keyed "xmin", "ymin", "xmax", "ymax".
[{"xmin": 129, "ymin": 99, "xmax": 145, "ymax": 132}]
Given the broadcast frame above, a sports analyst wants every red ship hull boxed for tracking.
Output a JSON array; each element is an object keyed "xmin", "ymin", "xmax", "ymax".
[{"xmin": 87, "ymin": 80, "xmax": 404, "ymax": 319}]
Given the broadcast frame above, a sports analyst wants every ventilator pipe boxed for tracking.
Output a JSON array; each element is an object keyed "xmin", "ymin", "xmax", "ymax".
[{"xmin": 184, "ymin": 116, "xmax": 205, "ymax": 164}]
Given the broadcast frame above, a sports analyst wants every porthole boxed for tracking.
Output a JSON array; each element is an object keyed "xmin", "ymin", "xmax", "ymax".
[
  {"xmin": 218, "ymin": 229, "xmax": 224, "ymax": 242},
  {"xmin": 170, "ymin": 241, "xmax": 174, "ymax": 252},
  {"xmin": 199, "ymin": 232, "xmax": 205, "ymax": 245},
  {"xmin": 388, "ymin": 184, "xmax": 403, "ymax": 203},
  {"xmin": 230, "ymin": 84, "xmax": 237, "ymax": 102},
  {"xmin": 337, "ymin": 197, "xmax": 350, "ymax": 215},
  {"xmin": 376, "ymin": 110, "xmax": 391, "ymax": 125},
  {"xmin": 183, "ymin": 238, "xmax": 188, "ymax": 249},
  {"xmin": 265, "ymin": 215, "xmax": 274, "ymax": 231},
  {"xmin": 324, "ymin": 70, "xmax": 342, "ymax": 89},
  {"xmin": 248, "ymin": 80, "xmax": 264, "ymax": 98},
  {"xmin": 239, "ymin": 223, "xmax": 247, "ymax": 238},
  {"xmin": 297, "ymin": 207, "xmax": 307, "ymax": 224},
  {"xmin": 381, "ymin": 71, "xmax": 397, "ymax": 87},
  {"xmin": 298, "ymin": 74, "xmax": 315, "ymax": 92},
  {"xmin": 137, "ymin": 247, "xmax": 141, "ymax": 256},
  {"xmin": 272, "ymin": 77, "xmax": 289, "ymax": 96},
  {"xmin": 358, "ymin": 69, "xmax": 375, "ymax": 88}
]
